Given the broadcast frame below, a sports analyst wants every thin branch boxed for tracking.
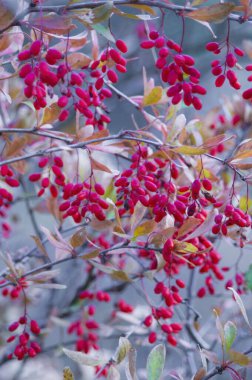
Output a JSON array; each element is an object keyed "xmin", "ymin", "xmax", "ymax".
[
  {"xmin": 0, "ymin": 132, "xmax": 160, "ymax": 167},
  {"xmin": 0, "ymin": 128, "xmax": 73, "ymax": 143},
  {"xmin": 0, "ymin": 0, "xmax": 250, "ymax": 35}
]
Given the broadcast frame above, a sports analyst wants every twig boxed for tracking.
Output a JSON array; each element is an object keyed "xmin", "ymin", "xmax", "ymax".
[{"xmin": 0, "ymin": 0, "xmax": 250, "ymax": 35}]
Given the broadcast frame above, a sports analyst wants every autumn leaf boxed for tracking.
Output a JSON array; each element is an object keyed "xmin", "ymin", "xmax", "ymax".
[{"xmin": 186, "ymin": 3, "xmax": 235, "ymax": 23}]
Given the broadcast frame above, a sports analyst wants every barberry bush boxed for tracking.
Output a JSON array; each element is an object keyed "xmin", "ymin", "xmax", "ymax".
[{"xmin": 1, "ymin": 0, "xmax": 252, "ymax": 379}]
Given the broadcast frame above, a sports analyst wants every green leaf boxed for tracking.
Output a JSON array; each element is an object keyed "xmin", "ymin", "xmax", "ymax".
[
  {"xmin": 224, "ymin": 321, "xmax": 237, "ymax": 352},
  {"xmin": 146, "ymin": 344, "xmax": 166, "ymax": 380},
  {"xmin": 91, "ymin": 23, "xmax": 115, "ymax": 42},
  {"xmin": 245, "ymin": 264, "xmax": 252, "ymax": 290}
]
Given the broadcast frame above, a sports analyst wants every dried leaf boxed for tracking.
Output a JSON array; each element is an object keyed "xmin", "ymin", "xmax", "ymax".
[
  {"xmin": 147, "ymin": 344, "xmax": 166, "ymax": 380},
  {"xmin": 186, "ymin": 210, "xmax": 217, "ymax": 240},
  {"xmin": 124, "ymin": 4, "xmax": 156, "ymax": 15},
  {"xmin": 67, "ymin": 52, "xmax": 91, "ymax": 69},
  {"xmin": 177, "ymin": 217, "xmax": 201, "ymax": 238},
  {"xmin": 213, "ymin": 309, "xmax": 225, "ymax": 348},
  {"xmin": 63, "ymin": 367, "xmax": 74, "ymax": 380},
  {"xmin": 31, "ymin": 235, "xmax": 49, "ymax": 258},
  {"xmin": 130, "ymin": 202, "xmax": 146, "ymax": 232},
  {"xmin": 200, "ymin": 349, "xmax": 219, "ymax": 364},
  {"xmin": 69, "ymin": 227, "xmax": 87, "ymax": 248},
  {"xmin": 125, "ymin": 347, "xmax": 137, "ymax": 380},
  {"xmin": 30, "ymin": 14, "xmax": 76, "ymax": 34},
  {"xmin": 115, "ymin": 337, "xmax": 132, "ymax": 364},
  {"xmin": 186, "ymin": 3, "xmax": 235, "ymax": 23},
  {"xmin": 0, "ymin": 0, "xmax": 16, "ymax": 30},
  {"xmin": 41, "ymin": 103, "xmax": 61, "ymax": 126},
  {"xmin": 80, "ymin": 248, "xmax": 100, "ymax": 260},
  {"xmin": 107, "ymin": 365, "xmax": 121, "ymax": 380},
  {"xmin": 62, "ymin": 348, "xmax": 105, "ymax": 366},
  {"xmin": 192, "ymin": 368, "xmax": 207, "ymax": 380},
  {"xmin": 90, "ymin": 157, "xmax": 113, "ymax": 173},
  {"xmin": 228, "ymin": 287, "xmax": 251, "ymax": 329}
]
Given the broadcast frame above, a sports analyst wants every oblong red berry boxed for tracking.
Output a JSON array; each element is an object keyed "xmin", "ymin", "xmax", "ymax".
[{"xmin": 116, "ymin": 39, "xmax": 128, "ymax": 53}]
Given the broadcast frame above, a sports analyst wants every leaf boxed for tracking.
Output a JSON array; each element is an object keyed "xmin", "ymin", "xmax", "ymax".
[
  {"xmin": 67, "ymin": 52, "xmax": 91, "ymax": 69},
  {"xmin": 107, "ymin": 365, "xmax": 121, "ymax": 380},
  {"xmin": 91, "ymin": 23, "xmax": 115, "ymax": 43},
  {"xmin": 146, "ymin": 344, "xmax": 166, "ymax": 380},
  {"xmin": 143, "ymin": 87, "xmax": 163, "ymax": 107},
  {"xmin": 125, "ymin": 347, "xmax": 137, "ymax": 380},
  {"xmin": 124, "ymin": 4, "xmax": 156, "ymax": 15},
  {"xmin": 186, "ymin": 3, "xmax": 235, "ymax": 23},
  {"xmin": 186, "ymin": 210, "xmax": 217, "ymax": 240},
  {"xmin": 130, "ymin": 202, "xmax": 146, "ymax": 233},
  {"xmin": 213, "ymin": 309, "xmax": 225, "ymax": 348},
  {"xmin": 177, "ymin": 217, "xmax": 201, "ymax": 238},
  {"xmin": 111, "ymin": 270, "xmax": 131, "ymax": 282},
  {"xmin": 171, "ymin": 145, "xmax": 207, "ymax": 155},
  {"xmin": 90, "ymin": 157, "xmax": 113, "ymax": 173},
  {"xmin": 133, "ymin": 220, "xmax": 156, "ymax": 239},
  {"xmin": 31, "ymin": 235, "xmax": 49, "ymax": 259},
  {"xmin": 115, "ymin": 337, "xmax": 132, "ymax": 364},
  {"xmin": 80, "ymin": 248, "xmax": 100, "ymax": 260},
  {"xmin": 0, "ymin": 0, "xmax": 16, "ymax": 30},
  {"xmin": 63, "ymin": 367, "xmax": 74, "ymax": 380},
  {"xmin": 62, "ymin": 348, "xmax": 105, "ymax": 366},
  {"xmin": 229, "ymin": 350, "xmax": 251, "ymax": 366},
  {"xmin": 224, "ymin": 321, "xmax": 237, "ymax": 352},
  {"xmin": 113, "ymin": 7, "xmax": 156, "ymax": 20},
  {"xmin": 30, "ymin": 14, "xmax": 76, "ymax": 34},
  {"xmin": 228, "ymin": 287, "xmax": 251, "ymax": 329},
  {"xmin": 69, "ymin": 227, "xmax": 87, "ymax": 248},
  {"xmin": 200, "ymin": 349, "xmax": 219, "ymax": 365},
  {"xmin": 245, "ymin": 264, "xmax": 252, "ymax": 291},
  {"xmin": 203, "ymin": 134, "xmax": 234, "ymax": 149},
  {"xmin": 192, "ymin": 368, "xmax": 207, "ymax": 380},
  {"xmin": 41, "ymin": 103, "xmax": 62, "ymax": 125}
]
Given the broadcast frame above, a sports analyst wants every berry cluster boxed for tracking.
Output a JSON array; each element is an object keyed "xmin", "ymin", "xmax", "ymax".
[
  {"xmin": 59, "ymin": 180, "xmax": 108, "ymax": 223},
  {"xmin": 7, "ymin": 317, "xmax": 41, "ymax": 360},
  {"xmin": 18, "ymin": 39, "xmax": 128, "ymax": 129},
  {"xmin": 212, "ymin": 204, "xmax": 251, "ymax": 244},
  {"xmin": 0, "ymin": 165, "xmax": 20, "ymax": 236},
  {"xmin": 140, "ymin": 31, "xmax": 207, "ymax": 109},
  {"xmin": 205, "ymin": 41, "xmax": 244, "ymax": 89},
  {"xmin": 29, "ymin": 155, "xmax": 66, "ymax": 198}
]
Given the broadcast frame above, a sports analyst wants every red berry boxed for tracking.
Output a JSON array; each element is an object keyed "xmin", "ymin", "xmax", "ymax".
[{"xmin": 116, "ymin": 39, "xmax": 128, "ymax": 53}]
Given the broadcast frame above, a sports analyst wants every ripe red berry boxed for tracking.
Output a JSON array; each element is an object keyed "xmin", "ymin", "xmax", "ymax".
[{"xmin": 116, "ymin": 39, "xmax": 128, "ymax": 53}]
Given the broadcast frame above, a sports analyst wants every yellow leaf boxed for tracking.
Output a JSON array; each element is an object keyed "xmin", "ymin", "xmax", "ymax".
[
  {"xmin": 186, "ymin": 3, "xmax": 235, "ymax": 23},
  {"xmin": 172, "ymin": 145, "xmax": 207, "ymax": 155},
  {"xmin": 229, "ymin": 350, "xmax": 251, "ymax": 366},
  {"xmin": 193, "ymin": 368, "xmax": 207, "ymax": 380},
  {"xmin": 63, "ymin": 367, "xmax": 74, "ymax": 380},
  {"xmin": 111, "ymin": 270, "xmax": 131, "ymax": 282},
  {"xmin": 31, "ymin": 235, "xmax": 49, "ymax": 259},
  {"xmin": 133, "ymin": 220, "xmax": 156, "ymax": 238},
  {"xmin": 174, "ymin": 241, "xmax": 198, "ymax": 254},
  {"xmin": 124, "ymin": 4, "xmax": 156, "ymax": 15},
  {"xmin": 143, "ymin": 86, "xmax": 163, "ymax": 107}
]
